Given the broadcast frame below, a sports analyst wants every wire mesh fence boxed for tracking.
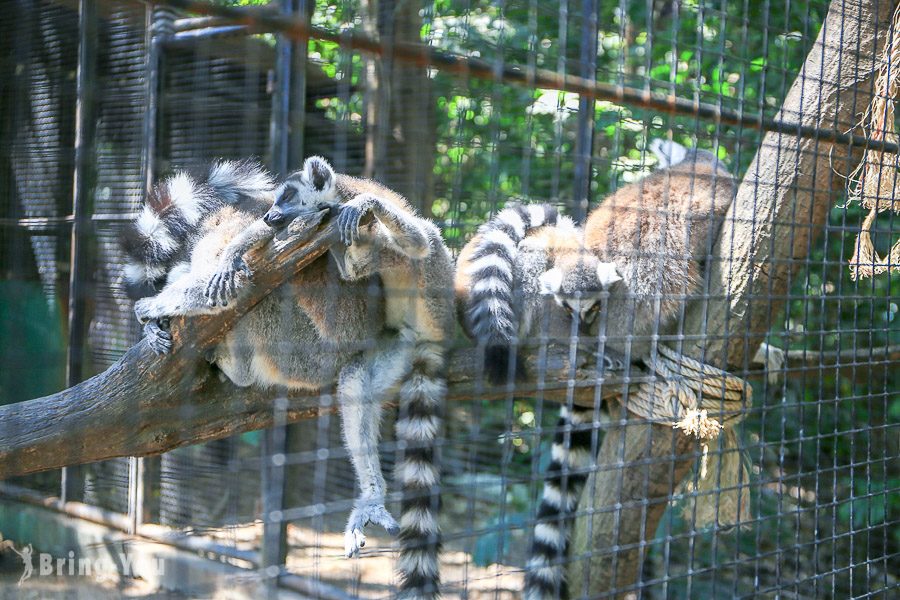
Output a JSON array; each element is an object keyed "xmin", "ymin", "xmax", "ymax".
[{"xmin": 0, "ymin": 0, "xmax": 897, "ymax": 598}]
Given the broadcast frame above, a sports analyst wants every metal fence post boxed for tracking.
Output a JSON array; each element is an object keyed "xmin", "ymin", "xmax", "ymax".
[
  {"xmin": 572, "ymin": 0, "xmax": 599, "ymax": 221},
  {"xmin": 261, "ymin": 0, "xmax": 309, "ymax": 590},
  {"xmin": 61, "ymin": 0, "xmax": 98, "ymax": 505}
]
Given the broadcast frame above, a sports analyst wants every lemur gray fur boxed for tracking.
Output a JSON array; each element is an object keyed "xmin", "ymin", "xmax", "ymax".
[
  {"xmin": 455, "ymin": 204, "xmax": 621, "ymax": 600},
  {"xmin": 206, "ymin": 156, "xmax": 454, "ymax": 599},
  {"xmin": 455, "ymin": 141, "xmax": 735, "ymax": 599},
  {"xmin": 123, "ymin": 160, "xmax": 383, "ymax": 392}
]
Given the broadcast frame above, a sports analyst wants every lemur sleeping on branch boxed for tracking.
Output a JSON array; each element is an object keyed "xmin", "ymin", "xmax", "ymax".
[
  {"xmin": 455, "ymin": 141, "xmax": 736, "ymax": 599},
  {"xmin": 123, "ymin": 157, "xmax": 453, "ymax": 599}
]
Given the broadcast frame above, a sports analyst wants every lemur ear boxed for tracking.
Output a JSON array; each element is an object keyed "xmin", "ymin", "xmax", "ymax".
[
  {"xmin": 596, "ymin": 262, "xmax": 623, "ymax": 287},
  {"xmin": 539, "ymin": 267, "xmax": 564, "ymax": 295},
  {"xmin": 302, "ymin": 156, "xmax": 335, "ymax": 192}
]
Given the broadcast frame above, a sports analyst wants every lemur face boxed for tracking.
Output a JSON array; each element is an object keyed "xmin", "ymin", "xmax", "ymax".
[
  {"xmin": 264, "ymin": 156, "xmax": 336, "ymax": 228},
  {"xmin": 539, "ymin": 259, "xmax": 623, "ymax": 331}
]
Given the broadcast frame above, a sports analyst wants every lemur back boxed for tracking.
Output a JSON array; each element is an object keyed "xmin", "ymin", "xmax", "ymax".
[{"xmin": 581, "ymin": 144, "xmax": 735, "ymax": 355}]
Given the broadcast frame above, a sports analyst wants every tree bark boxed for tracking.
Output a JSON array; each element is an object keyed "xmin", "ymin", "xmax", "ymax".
[{"xmin": 566, "ymin": 1, "xmax": 894, "ymax": 597}]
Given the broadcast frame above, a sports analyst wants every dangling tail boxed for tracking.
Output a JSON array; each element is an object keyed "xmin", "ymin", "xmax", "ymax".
[
  {"xmin": 121, "ymin": 159, "xmax": 273, "ymax": 299},
  {"xmin": 524, "ymin": 406, "xmax": 596, "ymax": 600},
  {"xmin": 395, "ymin": 340, "xmax": 446, "ymax": 599},
  {"xmin": 463, "ymin": 203, "xmax": 560, "ymax": 384}
]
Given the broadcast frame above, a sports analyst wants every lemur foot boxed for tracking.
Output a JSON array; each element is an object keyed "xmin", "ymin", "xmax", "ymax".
[
  {"xmin": 143, "ymin": 318, "xmax": 172, "ymax": 355},
  {"xmin": 344, "ymin": 497, "xmax": 400, "ymax": 557},
  {"xmin": 337, "ymin": 195, "xmax": 375, "ymax": 247},
  {"xmin": 205, "ymin": 255, "xmax": 251, "ymax": 307}
]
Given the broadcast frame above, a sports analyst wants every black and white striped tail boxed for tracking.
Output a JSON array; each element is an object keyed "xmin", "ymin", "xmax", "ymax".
[
  {"xmin": 524, "ymin": 406, "xmax": 595, "ymax": 600},
  {"xmin": 121, "ymin": 159, "xmax": 273, "ymax": 299},
  {"xmin": 464, "ymin": 203, "xmax": 559, "ymax": 384},
  {"xmin": 395, "ymin": 341, "xmax": 446, "ymax": 599}
]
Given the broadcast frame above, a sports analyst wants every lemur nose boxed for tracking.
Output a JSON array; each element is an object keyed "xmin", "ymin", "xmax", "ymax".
[{"xmin": 263, "ymin": 210, "xmax": 285, "ymax": 228}]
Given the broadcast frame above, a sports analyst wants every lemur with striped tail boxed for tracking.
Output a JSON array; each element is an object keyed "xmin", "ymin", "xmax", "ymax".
[
  {"xmin": 206, "ymin": 156, "xmax": 454, "ymax": 599},
  {"xmin": 455, "ymin": 141, "xmax": 735, "ymax": 599},
  {"xmin": 123, "ymin": 159, "xmax": 443, "ymax": 597},
  {"xmin": 455, "ymin": 204, "xmax": 622, "ymax": 600},
  {"xmin": 455, "ymin": 204, "xmax": 623, "ymax": 384}
]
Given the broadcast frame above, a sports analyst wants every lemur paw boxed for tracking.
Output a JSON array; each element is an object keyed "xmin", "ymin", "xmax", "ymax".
[
  {"xmin": 134, "ymin": 297, "xmax": 160, "ymax": 324},
  {"xmin": 599, "ymin": 347, "xmax": 628, "ymax": 372},
  {"xmin": 205, "ymin": 255, "xmax": 251, "ymax": 307},
  {"xmin": 344, "ymin": 498, "xmax": 400, "ymax": 557},
  {"xmin": 337, "ymin": 196, "xmax": 374, "ymax": 247},
  {"xmin": 143, "ymin": 318, "xmax": 172, "ymax": 355}
]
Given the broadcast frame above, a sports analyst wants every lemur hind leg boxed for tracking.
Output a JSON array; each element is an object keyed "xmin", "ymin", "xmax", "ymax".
[{"xmin": 338, "ymin": 341, "xmax": 413, "ymax": 557}]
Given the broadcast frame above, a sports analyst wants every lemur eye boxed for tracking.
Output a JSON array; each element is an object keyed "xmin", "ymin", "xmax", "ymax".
[
  {"xmin": 563, "ymin": 303, "xmax": 574, "ymax": 315},
  {"xmin": 279, "ymin": 186, "xmax": 297, "ymax": 203},
  {"xmin": 589, "ymin": 303, "xmax": 602, "ymax": 314}
]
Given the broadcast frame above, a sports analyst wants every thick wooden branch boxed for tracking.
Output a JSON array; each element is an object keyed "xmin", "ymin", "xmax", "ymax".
[
  {"xmin": 567, "ymin": 0, "xmax": 894, "ymax": 596},
  {"xmin": 0, "ymin": 210, "xmax": 651, "ymax": 480}
]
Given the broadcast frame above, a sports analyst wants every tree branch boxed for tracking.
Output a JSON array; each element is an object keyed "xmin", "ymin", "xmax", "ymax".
[{"xmin": 0, "ymin": 209, "xmax": 652, "ymax": 480}]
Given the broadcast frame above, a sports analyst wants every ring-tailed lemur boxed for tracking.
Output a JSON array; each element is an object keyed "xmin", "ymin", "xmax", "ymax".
[
  {"xmin": 122, "ymin": 160, "xmax": 281, "ymax": 354},
  {"xmin": 455, "ymin": 205, "xmax": 621, "ymax": 600},
  {"xmin": 123, "ymin": 161, "xmax": 412, "ymax": 574},
  {"xmin": 540, "ymin": 140, "xmax": 737, "ymax": 361},
  {"xmin": 206, "ymin": 156, "xmax": 453, "ymax": 599},
  {"xmin": 455, "ymin": 204, "xmax": 622, "ymax": 384},
  {"xmin": 525, "ymin": 141, "xmax": 735, "ymax": 599},
  {"xmin": 123, "ymin": 161, "xmax": 383, "ymax": 393},
  {"xmin": 455, "ymin": 142, "xmax": 735, "ymax": 599}
]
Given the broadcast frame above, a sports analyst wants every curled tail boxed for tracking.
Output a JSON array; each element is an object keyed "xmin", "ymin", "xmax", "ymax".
[
  {"xmin": 395, "ymin": 340, "xmax": 446, "ymax": 599},
  {"xmin": 464, "ymin": 203, "xmax": 559, "ymax": 384},
  {"xmin": 524, "ymin": 406, "xmax": 596, "ymax": 600},
  {"xmin": 121, "ymin": 160, "xmax": 273, "ymax": 299}
]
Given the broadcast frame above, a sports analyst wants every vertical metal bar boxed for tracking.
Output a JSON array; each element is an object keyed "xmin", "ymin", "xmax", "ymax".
[
  {"xmin": 129, "ymin": 4, "xmax": 175, "ymax": 531},
  {"xmin": 572, "ymin": 0, "xmax": 599, "ymax": 221},
  {"xmin": 261, "ymin": 0, "xmax": 309, "ymax": 589},
  {"xmin": 61, "ymin": 0, "xmax": 98, "ymax": 504},
  {"xmin": 260, "ymin": 401, "xmax": 289, "ymax": 595},
  {"xmin": 127, "ymin": 456, "xmax": 144, "ymax": 533},
  {"xmin": 287, "ymin": 0, "xmax": 309, "ymax": 170},
  {"xmin": 142, "ymin": 7, "xmax": 175, "ymax": 196},
  {"xmin": 269, "ymin": 0, "xmax": 309, "ymax": 175}
]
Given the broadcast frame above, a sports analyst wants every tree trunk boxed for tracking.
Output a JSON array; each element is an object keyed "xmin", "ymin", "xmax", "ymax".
[
  {"xmin": 566, "ymin": 0, "xmax": 894, "ymax": 596},
  {"xmin": 364, "ymin": 0, "xmax": 435, "ymax": 215}
]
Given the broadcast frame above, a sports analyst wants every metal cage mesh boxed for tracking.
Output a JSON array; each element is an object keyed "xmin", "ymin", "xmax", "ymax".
[{"xmin": 0, "ymin": 0, "xmax": 896, "ymax": 598}]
